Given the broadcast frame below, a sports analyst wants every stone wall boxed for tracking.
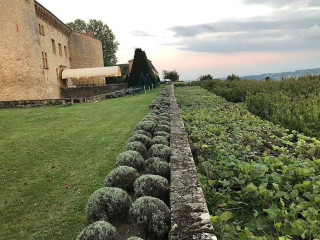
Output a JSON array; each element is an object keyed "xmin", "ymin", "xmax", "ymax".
[
  {"xmin": 60, "ymin": 84, "xmax": 128, "ymax": 99},
  {"xmin": 36, "ymin": 17, "xmax": 71, "ymax": 98},
  {"xmin": 170, "ymin": 84, "xmax": 217, "ymax": 240},
  {"xmin": 0, "ymin": 0, "xmax": 49, "ymax": 101},
  {"xmin": 68, "ymin": 31, "xmax": 105, "ymax": 85}
]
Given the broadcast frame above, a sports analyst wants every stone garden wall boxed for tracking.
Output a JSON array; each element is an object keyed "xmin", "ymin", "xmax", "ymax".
[{"xmin": 169, "ymin": 84, "xmax": 217, "ymax": 240}]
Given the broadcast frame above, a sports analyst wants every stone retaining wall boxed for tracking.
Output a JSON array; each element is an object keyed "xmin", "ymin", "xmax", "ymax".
[
  {"xmin": 60, "ymin": 84, "xmax": 128, "ymax": 98},
  {"xmin": 170, "ymin": 84, "xmax": 217, "ymax": 240},
  {"xmin": 0, "ymin": 88, "xmax": 127, "ymax": 109}
]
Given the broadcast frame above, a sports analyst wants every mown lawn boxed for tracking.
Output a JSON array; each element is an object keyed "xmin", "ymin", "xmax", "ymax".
[{"xmin": 0, "ymin": 86, "xmax": 162, "ymax": 240}]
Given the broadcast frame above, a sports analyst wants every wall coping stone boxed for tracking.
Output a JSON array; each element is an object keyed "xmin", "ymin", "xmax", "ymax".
[{"xmin": 170, "ymin": 84, "xmax": 217, "ymax": 240}]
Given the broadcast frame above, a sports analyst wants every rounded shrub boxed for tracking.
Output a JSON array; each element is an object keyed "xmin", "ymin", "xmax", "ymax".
[
  {"xmin": 131, "ymin": 130, "xmax": 152, "ymax": 139},
  {"xmin": 155, "ymin": 124, "xmax": 170, "ymax": 134},
  {"xmin": 76, "ymin": 221, "xmax": 116, "ymax": 240},
  {"xmin": 150, "ymin": 136, "xmax": 169, "ymax": 147},
  {"xmin": 158, "ymin": 116, "xmax": 170, "ymax": 122},
  {"xmin": 134, "ymin": 174, "xmax": 169, "ymax": 202},
  {"xmin": 128, "ymin": 134, "xmax": 152, "ymax": 149},
  {"xmin": 143, "ymin": 115, "xmax": 158, "ymax": 122},
  {"xmin": 127, "ymin": 237, "xmax": 144, "ymax": 240},
  {"xmin": 123, "ymin": 141, "xmax": 148, "ymax": 159},
  {"xmin": 148, "ymin": 144, "xmax": 171, "ymax": 161},
  {"xmin": 145, "ymin": 157, "xmax": 170, "ymax": 180},
  {"xmin": 86, "ymin": 187, "xmax": 131, "ymax": 223},
  {"xmin": 134, "ymin": 121, "xmax": 156, "ymax": 135},
  {"xmin": 158, "ymin": 120, "xmax": 170, "ymax": 126},
  {"xmin": 159, "ymin": 113, "xmax": 171, "ymax": 119},
  {"xmin": 153, "ymin": 131, "xmax": 170, "ymax": 142},
  {"xmin": 115, "ymin": 150, "xmax": 145, "ymax": 171},
  {"xmin": 104, "ymin": 166, "xmax": 140, "ymax": 192},
  {"xmin": 130, "ymin": 197, "xmax": 170, "ymax": 239}
]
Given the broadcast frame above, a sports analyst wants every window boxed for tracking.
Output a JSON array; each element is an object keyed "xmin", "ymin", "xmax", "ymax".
[
  {"xmin": 58, "ymin": 43, "xmax": 62, "ymax": 57},
  {"xmin": 52, "ymin": 39, "xmax": 56, "ymax": 54},
  {"xmin": 42, "ymin": 52, "xmax": 48, "ymax": 69},
  {"xmin": 38, "ymin": 24, "xmax": 45, "ymax": 35},
  {"xmin": 64, "ymin": 46, "xmax": 68, "ymax": 59}
]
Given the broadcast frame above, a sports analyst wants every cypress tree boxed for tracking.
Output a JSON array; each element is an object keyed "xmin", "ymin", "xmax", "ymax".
[{"xmin": 128, "ymin": 48, "xmax": 156, "ymax": 87}]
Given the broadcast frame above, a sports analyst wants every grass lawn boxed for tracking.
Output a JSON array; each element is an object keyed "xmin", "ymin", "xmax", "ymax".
[{"xmin": 0, "ymin": 86, "xmax": 163, "ymax": 240}]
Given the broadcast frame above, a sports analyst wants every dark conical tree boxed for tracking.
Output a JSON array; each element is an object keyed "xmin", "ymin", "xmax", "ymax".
[{"xmin": 128, "ymin": 48, "xmax": 156, "ymax": 87}]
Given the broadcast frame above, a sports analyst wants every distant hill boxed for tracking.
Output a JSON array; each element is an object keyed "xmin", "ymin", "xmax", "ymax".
[{"xmin": 241, "ymin": 67, "xmax": 320, "ymax": 80}]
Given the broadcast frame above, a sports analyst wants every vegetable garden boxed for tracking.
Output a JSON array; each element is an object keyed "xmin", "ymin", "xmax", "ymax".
[
  {"xmin": 193, "ymin": 75, "xmax": 320, "ymax": 139},
  {"xmin": 175, "ymin": 86, "xmax": 320, "ymax": 239}
]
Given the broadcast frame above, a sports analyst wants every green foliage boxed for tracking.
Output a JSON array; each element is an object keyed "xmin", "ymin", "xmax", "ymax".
[
  {"xmin": 163, "ymin": 70, "xmax": 179, "ymax": 82},
  {"xmin": 0, "ymin": 86, "xmax": 164, "ymax": 240},
  {"xmin": 115, "ymin": 150, "xmax": 145, "ymax": 171},
  {"xmin": 128, "ymin": 133, "xmax": 152, "ymax": 149},
  {"xmin": 104, "ymin": 166, "xmax": 140, "ymax": 192},
  {"xmin": 76, "ymin": 221, "xmax": 116, "ymax": 240},
  {"xmin": 134, "ymin": 174, "xmax": 169, "ymax": 202},
  {"xmin": 148, "ymin": 144, "xmax": 171, "ymax": 161},
  {"xmin": 153, "ymin": 131, "xmax": 170, "ymax": 142},
  {"xmin": 158, "ymin": 120, "xmax": 170, "ymax": 126},
  {"xmin": 150, "ymin": 136, "xmax": 169, "ymax": 147},
  {"xmin": 130, "ymin": 197, "xmax": 170, "ymax": 239},
  {"xmin": 198, "ymin": 74, "xmax": 213, "ymax": 81},
  {"xmin": 226, "ymin": 74, "xmax": 241, "ymax": 81},
  {"xmin": 175, "ymin": 86, "xmax": 320, "ymax": 239},
  {"xmin": 194, "ymin": 75, "xmax": 320, "ymax": 138},
  {"xmin": 145, "ymin": 157, "xmax": 170, "ymax": 180},
  {"xmin": 123, "ymin": 141, "xmax": 148, "ymax": 160},
  {"xmin": 66, "ymin": 19, "xmax": 87, "ymax": 32},
  {"xmin": 155, "ymin": 124, "xmax": 170, "ymax": 134},
  {"xmin": 134, "ymin": 120, "xmax": 157, "ymax": 135},
  {"xmin": 86, "ymin": 187, "xmax": 131, "ymax": 223},
  {"xmin": 66, "ymin": 19, "xmax": 119, "ymax": 66},
  {"xmin": 128, "ymin": 49, "xmax": 156, "ymax": 87},
  {"xmin": 131, "ymin": 130, "xmax": 153, "ymax": 139}
]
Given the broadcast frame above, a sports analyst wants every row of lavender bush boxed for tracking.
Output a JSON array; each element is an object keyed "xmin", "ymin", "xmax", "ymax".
[{"xmin": 76, "ymin": 86, "xmax": 172, "ymax": 240}]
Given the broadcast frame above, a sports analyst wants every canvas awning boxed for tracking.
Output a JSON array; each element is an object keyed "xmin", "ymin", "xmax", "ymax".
[{"xmin": 61, "ymin": 66, "xmax": 121, "ymax": 79}]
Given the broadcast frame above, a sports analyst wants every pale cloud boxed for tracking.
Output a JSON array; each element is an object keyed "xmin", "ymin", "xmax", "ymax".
[{"xmin": 35, "ymin": 0, "xmax": 320, "ymax": 79}]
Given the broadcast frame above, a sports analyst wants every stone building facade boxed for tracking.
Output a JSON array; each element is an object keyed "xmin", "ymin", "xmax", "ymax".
[{"xmin": 0, "ymin": 0, "xmax": 104, "ymax": 101}]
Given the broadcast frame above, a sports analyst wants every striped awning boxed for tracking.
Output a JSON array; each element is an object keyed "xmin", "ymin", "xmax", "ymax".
[{"xmin": 62, "ymin": 66, "xmax": 121, "ymax": 79}]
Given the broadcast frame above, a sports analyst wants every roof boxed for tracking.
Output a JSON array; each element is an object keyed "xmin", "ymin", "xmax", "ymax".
[
  {"xmin": 62, "ymin": 67, "xmax": 121, "ymax": 79},
  {"xmin": 34, "ymin": 1, "xmax": 71, "ymax": 36}
]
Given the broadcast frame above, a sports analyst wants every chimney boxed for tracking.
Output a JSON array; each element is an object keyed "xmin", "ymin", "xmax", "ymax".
[{"xmin": 86, "ymin": 29, "xmax": 94, "ymax": 37}]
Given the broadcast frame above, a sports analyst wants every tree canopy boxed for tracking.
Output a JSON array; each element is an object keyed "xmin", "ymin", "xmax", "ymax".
[
  {"xmin": 66, "ymin": 19, "xmax": 119, "ymax": 66},
  {"xmin": 163, "ymin": 70, "xmax": 179, "ymax": 82},
  {"xmin": 198, "ymin": 74, "xmax": 213, "ymax": 81},
  {"xmin": 226, "ymin": 74, "xmax": 241, "ymax": 81}
]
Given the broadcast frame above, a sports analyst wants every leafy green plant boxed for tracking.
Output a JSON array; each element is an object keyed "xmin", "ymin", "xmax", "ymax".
[
  {"xmin": 193, "ymin": 75, "xmax": 320, "ymax": 138},
  {"xmin": 175, "ymin": 86, "xmax": 320, "ymax": 239}
]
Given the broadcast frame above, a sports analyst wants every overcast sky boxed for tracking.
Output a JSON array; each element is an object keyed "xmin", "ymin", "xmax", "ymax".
[{"xmin": 37, "ymin": 0, "xmax": 320, "ymax": 80}]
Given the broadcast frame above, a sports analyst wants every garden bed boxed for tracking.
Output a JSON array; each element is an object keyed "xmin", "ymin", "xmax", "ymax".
[{"xmin": 175, "ymin": 86, "xmax": 320, "ymax": 239}]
